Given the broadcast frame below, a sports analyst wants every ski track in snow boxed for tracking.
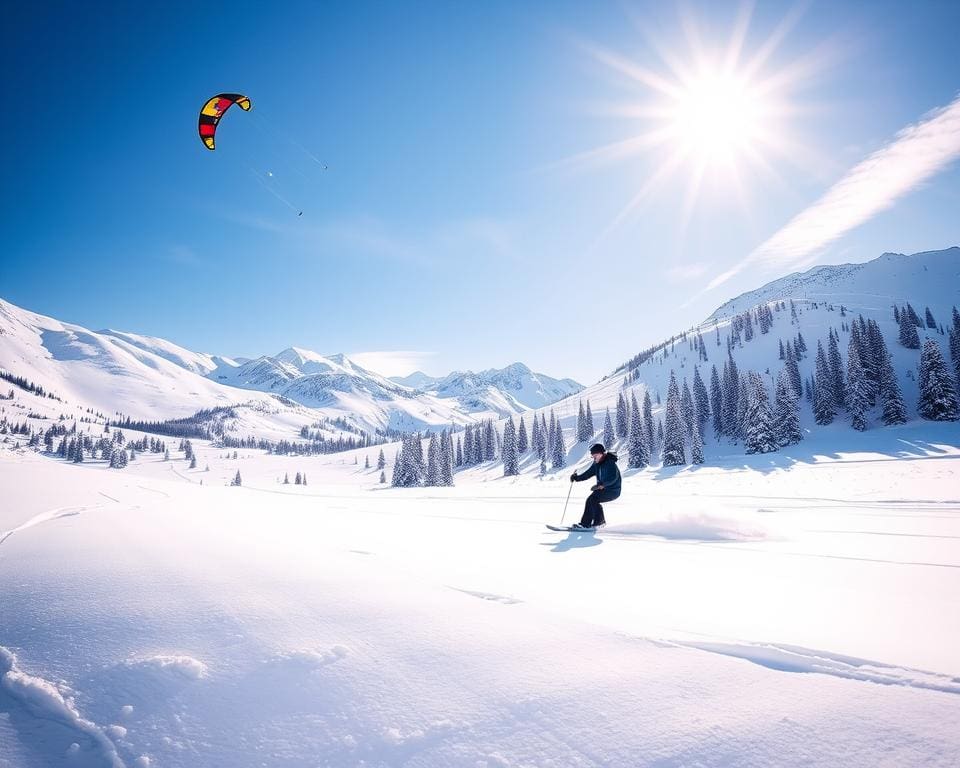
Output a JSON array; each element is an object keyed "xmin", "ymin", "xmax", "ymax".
[
  {"xmin": 668, "ymin": 639, "xmax": 960, "ymax": 696},
  {"xmin": 0, "ymin": 505, "xmax": 92, "ymax": 548}
]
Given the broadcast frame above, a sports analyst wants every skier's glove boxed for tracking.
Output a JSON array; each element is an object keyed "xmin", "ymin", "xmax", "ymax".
[
  {"xmin": 590, "ymin": 484, "xmax": 600, "ymax": 491},
  {"xmin": 570, "ymin": 472, "xmax": 578, "ymax": 482}
]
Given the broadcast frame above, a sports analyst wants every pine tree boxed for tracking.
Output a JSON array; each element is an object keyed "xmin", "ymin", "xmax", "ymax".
[
  {"xmin": 898, "ymin": 307, "xmax": 921, "ymax": 349},
  {"xmin": 440, "ymin": 430, "xmax": 455, "ymax": 486},
  {"xmin": 692, "ymin": 365, "xmax": 709, "ymax": 430},
  {"xmin": 627, "ymin": 393, "xmax": 648, "ymax": 468},
  {"xmin": 784, "ymin": 342, "xmax": 802, "ymax": 397},
  {"xmin": 690, "ymin": 414, "xmax": 704, "ymax": 464},
  {"xmin": 425, "ymin": 433, "xmax": 440, "ymax": 486},
  {"xmin": 774, "ymin": 368, "xmax": 802, "ymax": 446},
  {"xmin": 502, "ymin": 417, "xmax": 519, "ymax": 476},
  {"xmin": 615, "ymin": 393, "xmax": 628, "ymax": 439},
  {"xmin": 603, "ymin": 408, "xmax": 615, "ymax": 449},
  {"xmin": 517, "ymin": 416, "xmax": 528, "ymax": 454},
  {"xmin": 827, "ymin": 330, "xmax": 846, "ymax": 408},
  {"xmin": 878, "ymin": 352, "xmax": 907, "ymax": 425},
  {"xmin": 576, "ymin": 400, "xmax": 588, "ymax": 442},
  {"xmin": 925, "ymin": 307, "xmax": 937, "ymax": 329},
  {"xmin": 284, "ymin": 472, "xmax": 290, "ymax": 484},
  {"xmin": 813, "ymin": 341, "xmax": 835, "ymax": 425},
  {"xmin": 661, "ymin": 372, "xmax": 686, "ymax": 466},
  {"xmin": 723, "ymin": 352, "xmax": 740, "ymax": 437},
  {"xmin": 295, "ymin": 472, "xmax": 302, "ymax": 485},
  {"xmin": 643, "ymin": 389, "xmax": 656, "ymax": 452},
  {"xmin": 379, "ymin": 470, "xmax": 386, "ymax": 484},
  {"xmin": 744, "ymin": 372, "xmax": 777, "ymax": 454},
  {"xmin": 710, "ymin": 364, "xmax": 723, "ymax": 436},
  {"xmin": 681, "ymin": 378, "xmax": 694, "ymax": 437},
  {"xmin": 377, "ymin": 448, "xmax": 386, "ymax": 470},
  {"xmin": 232, "ymin": 470, "xmax": 242, "ymax": 487},
  {"xmin": 906, "ymin": 303, "xmax": 923, "ymax": 328},
  {"xmin": 531, "ymin": 415, "xmax": 543, "ymax": 460},
  {"xmin": 847, "ymin": 342, "xmax": 870, "ymax": 431},
  {"xmin": 365, "ymin": 455, "xmax": 371, "ymax": 469},
  {"xmin": 917, "ymin": 340, "xmax": 960, "ymax": 421},
  {"xmin": 551, "ymin": 417, "xmax": 566, "ymax": 469}
]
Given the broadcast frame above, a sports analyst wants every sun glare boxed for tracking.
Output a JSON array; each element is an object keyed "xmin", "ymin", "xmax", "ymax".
[
  {"xmin": 574, "ymin": 5, "xmax": 825, "ymax": 238},
  {"xmin": 670, "ymin": 71, "xmax": 766, "ymax": 165}
]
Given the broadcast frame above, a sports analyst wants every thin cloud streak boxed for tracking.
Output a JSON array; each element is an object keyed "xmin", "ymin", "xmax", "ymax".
[{"xmin": 706, "ymin": 92, "xmax": 960, "ymax": 293}]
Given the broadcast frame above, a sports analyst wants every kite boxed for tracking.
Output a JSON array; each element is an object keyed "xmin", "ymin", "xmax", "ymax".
[{"xmin": 198, "ymin": 93, "xmax": 251, "ymax": 150}]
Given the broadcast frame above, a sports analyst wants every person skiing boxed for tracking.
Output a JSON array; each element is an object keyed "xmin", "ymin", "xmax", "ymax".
[{"xmin": 569, "ymin": 443, "xmax": 621, "ymax": 529}]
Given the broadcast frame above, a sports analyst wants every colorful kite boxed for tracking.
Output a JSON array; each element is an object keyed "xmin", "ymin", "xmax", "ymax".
[{"xmin": 198, "ymin": 93, "xmax": 251, "ymax": 150}]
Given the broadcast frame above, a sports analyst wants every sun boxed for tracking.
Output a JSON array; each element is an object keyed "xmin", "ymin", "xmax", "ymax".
[
  {"xmin": 571, "ymin": 5, "xmax": 824, "ymax": 237},
  {"xmin": 668, "ymin": 70, "xmax": 767, "ymax": 166}
]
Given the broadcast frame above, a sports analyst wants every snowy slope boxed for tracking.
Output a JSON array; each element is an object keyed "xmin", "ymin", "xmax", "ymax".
[
  {"xmin": 1, "ymin": 425, "xmax": 959, "ymax": 767},
  {"xmin": 709, "ymin": 247, "xmax": 960, "ymax": 321}
]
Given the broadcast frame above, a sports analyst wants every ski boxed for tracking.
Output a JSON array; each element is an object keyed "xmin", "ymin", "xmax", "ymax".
[{"xmin": 545, "ymin": 524, "xmax": 595, "ymax": 532}]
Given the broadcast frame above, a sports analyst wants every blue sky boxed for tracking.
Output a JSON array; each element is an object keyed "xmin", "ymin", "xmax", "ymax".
[{"xmin": 3, "ymin": 0, "xmax": 959, "ymax": 384}]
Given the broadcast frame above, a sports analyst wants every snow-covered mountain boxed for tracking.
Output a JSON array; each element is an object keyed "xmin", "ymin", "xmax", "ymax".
[
  {"xmin": 709, "ymin": 247, "xmax": 960, "ymax": 322},
  {"xmin": 0, "ymin": 299, "xmax": 578, "ymax": 439},
  {"xmin": 391, "ymin": 363, "xmax": 583, "ymax": 416}
]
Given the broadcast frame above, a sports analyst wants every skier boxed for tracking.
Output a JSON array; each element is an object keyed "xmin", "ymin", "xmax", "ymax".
[{"xmin": 569, "ymin": 443, "xmax": 621, "ymax": 529}]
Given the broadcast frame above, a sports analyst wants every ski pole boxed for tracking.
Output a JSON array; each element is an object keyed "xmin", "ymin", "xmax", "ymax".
[{"xmin": 559, "ymin": 480, "xmax": 574, "ymax": 526}]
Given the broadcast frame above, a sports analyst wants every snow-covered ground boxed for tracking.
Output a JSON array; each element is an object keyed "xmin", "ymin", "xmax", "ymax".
[{"xmin": 2, "ymin": 423, "xmax": 959, "ymax": 767}]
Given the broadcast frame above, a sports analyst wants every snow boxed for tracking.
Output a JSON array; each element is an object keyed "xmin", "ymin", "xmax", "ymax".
[{"xmin": 2, "ymin": 423, "xmax": 959, "ymax": 766}]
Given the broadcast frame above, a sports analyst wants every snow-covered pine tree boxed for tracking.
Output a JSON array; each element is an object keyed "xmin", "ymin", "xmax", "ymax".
[
  {"xmin": 377, "ymin": 448, "xmax": 386, "ymax": 470},
  {"xmin": 295, "ymin": 472, "xmax": 302, "ymax": 485},
  {"xmin": 502, "ymin": 417, "xmax": 519, "ymax": 477},
  {"xmin": 531, "ymin": 414, "xmax": 543, "ymax": 460},
  {"xmin": 681, "ymin": 378, "xmax": 694, "ymax": 437},
  {"xmin": 627, "ymin": 392, "xmax": 648, "ymax": 468},
  {"xmin": 391, "ymin": 450, "xmax": 402, "ymax": 485},
  {"xmin": 656, "ymin": 419, "xmax": 664, "ymax": 447},
  {"xmin": 710, "ymin": 365, "xmax": 723, "ymax": 436},
  {"xmin": 723, "ymin": 352, "xmax": 740, "ymax": 437},
  {"xmin": 364, "ymin": 455, "xmax": 371, "ymax": 469},
  {"xmin": 692, "ymin": 366, "xmax": 709, "ymax": 430},
  {"xmin": 232, "ymin": 470, "xmax": 242, "ymax": 487},
  {"xmin": 827, "ymin": 329, "xmax": 846, "ymax": 408},
  {"xmin": 603, "ymin": 408, "xmax": 615, "ymax": 449},
  {"xmin": 878, "ymin": 351, "xmax": 907, "ymax": 425},
  {"xmin": 898, "ymin": 307, "xmax": 921, "ymax": 349},
  {"xmin": 813, "ymin": 341, "xmax": 835, "ymax": 425},
  {"xmin": 517, "ymin": 416, "xmax": 528, "ymax": 453},
  {"xmin": 585, "ymin": 400, "xmax": 594, "ymax": 439},
  {"xmin": 546, "ymin": 411, "xmax": 556, "ymax": 462},
  {"xmin": 440, "ymin": 431, "xmax": 455, "ymax": 486},
  {"xmin": 744, "ymin": 372, "xmax": 777, "ymax": 454},
  {"xmin": 847, "ymin": 341, "xmax": 870, "ymax": 431},
  {"xmin": 736, "ymin": 371, "xmax": 750, "ymax": 441},
  {"xmin": 379, "ymin": 470, "xmax": 386, "ymax": 483},
  {"xmin": 643, "ymin": 390, "xmax": 654, "ymax": 451},
  {"xmin": 284, "ymin": 472, "xmax": 290, "ymax": 484},
  {"xmin": 917, "ymin": 339, "xmax": 960, "ymax": 421},
  {"xmin": 551, "ymin": 417, "xmax": 566, "ymax": 469},
  {"xmin": 784, "ymin": 342, "xmax": 802, "ymax": 397},
  {"xmin": 925, "ymin": 307, "xmax": 937, "ymax": 329},
  {"xmin": 661, "ymin": 372, "xmax": 686, "ymax": 466},
  {"xmin": 690, "ymin": 412, "xmax": 704, "ymax": 464},
  {"xmin": 616, "ymin": 393, "xmax": 628, "ymax": 439},
  {"xmin": 774, "ymin": 368, "xmax": 802, "ymax": 446},
  {"xmin": 576, "ymin": 400, "xmax": 588, "ymax": 442},
  {"xmin": 426, "ymin": 433, "xmax": 440, "ymax": 486}
]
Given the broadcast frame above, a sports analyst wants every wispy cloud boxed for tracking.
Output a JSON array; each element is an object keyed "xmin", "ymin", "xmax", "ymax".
[
  {"xmin": 349, "ymin": 350, "xmax": 437, "ymax": 377},
  {"xmin": 665, "ymin": 262, "xmax": 709, "ymax": 282},
  {"xmin": 705, "ymin": 92, "xmax": 960, "ymax": 293}
]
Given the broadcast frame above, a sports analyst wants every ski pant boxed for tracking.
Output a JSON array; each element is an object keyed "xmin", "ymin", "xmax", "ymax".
[{"xmin": 581, "ymin": 487, "xmax": 620, "ymax": 527}]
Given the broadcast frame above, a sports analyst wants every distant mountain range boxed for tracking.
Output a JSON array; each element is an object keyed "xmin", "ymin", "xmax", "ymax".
[{"xmin": 0, "ymin": 301, "xmax": 581, "ymax": 437}]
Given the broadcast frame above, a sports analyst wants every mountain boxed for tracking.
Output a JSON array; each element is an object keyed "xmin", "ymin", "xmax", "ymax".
[
  {"xmin": 708, "ymin": 247, "xmax": 960, "ymax": 322},
  {"xmin": 391, "ymin": 362, "xmax": 583, "ymax": 416},
  {"xmin": 451, "ymin": 247, "xmax": 959, "ymax": 475},
  {"xmin": 0, "ymin": 299, "xmax": 574, "ymax": 439}
]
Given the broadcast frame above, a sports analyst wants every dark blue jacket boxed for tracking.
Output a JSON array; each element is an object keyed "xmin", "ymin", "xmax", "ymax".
[{"xmin": 573, "ymin": 452, "xmax": 621, "ymax": 494}]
